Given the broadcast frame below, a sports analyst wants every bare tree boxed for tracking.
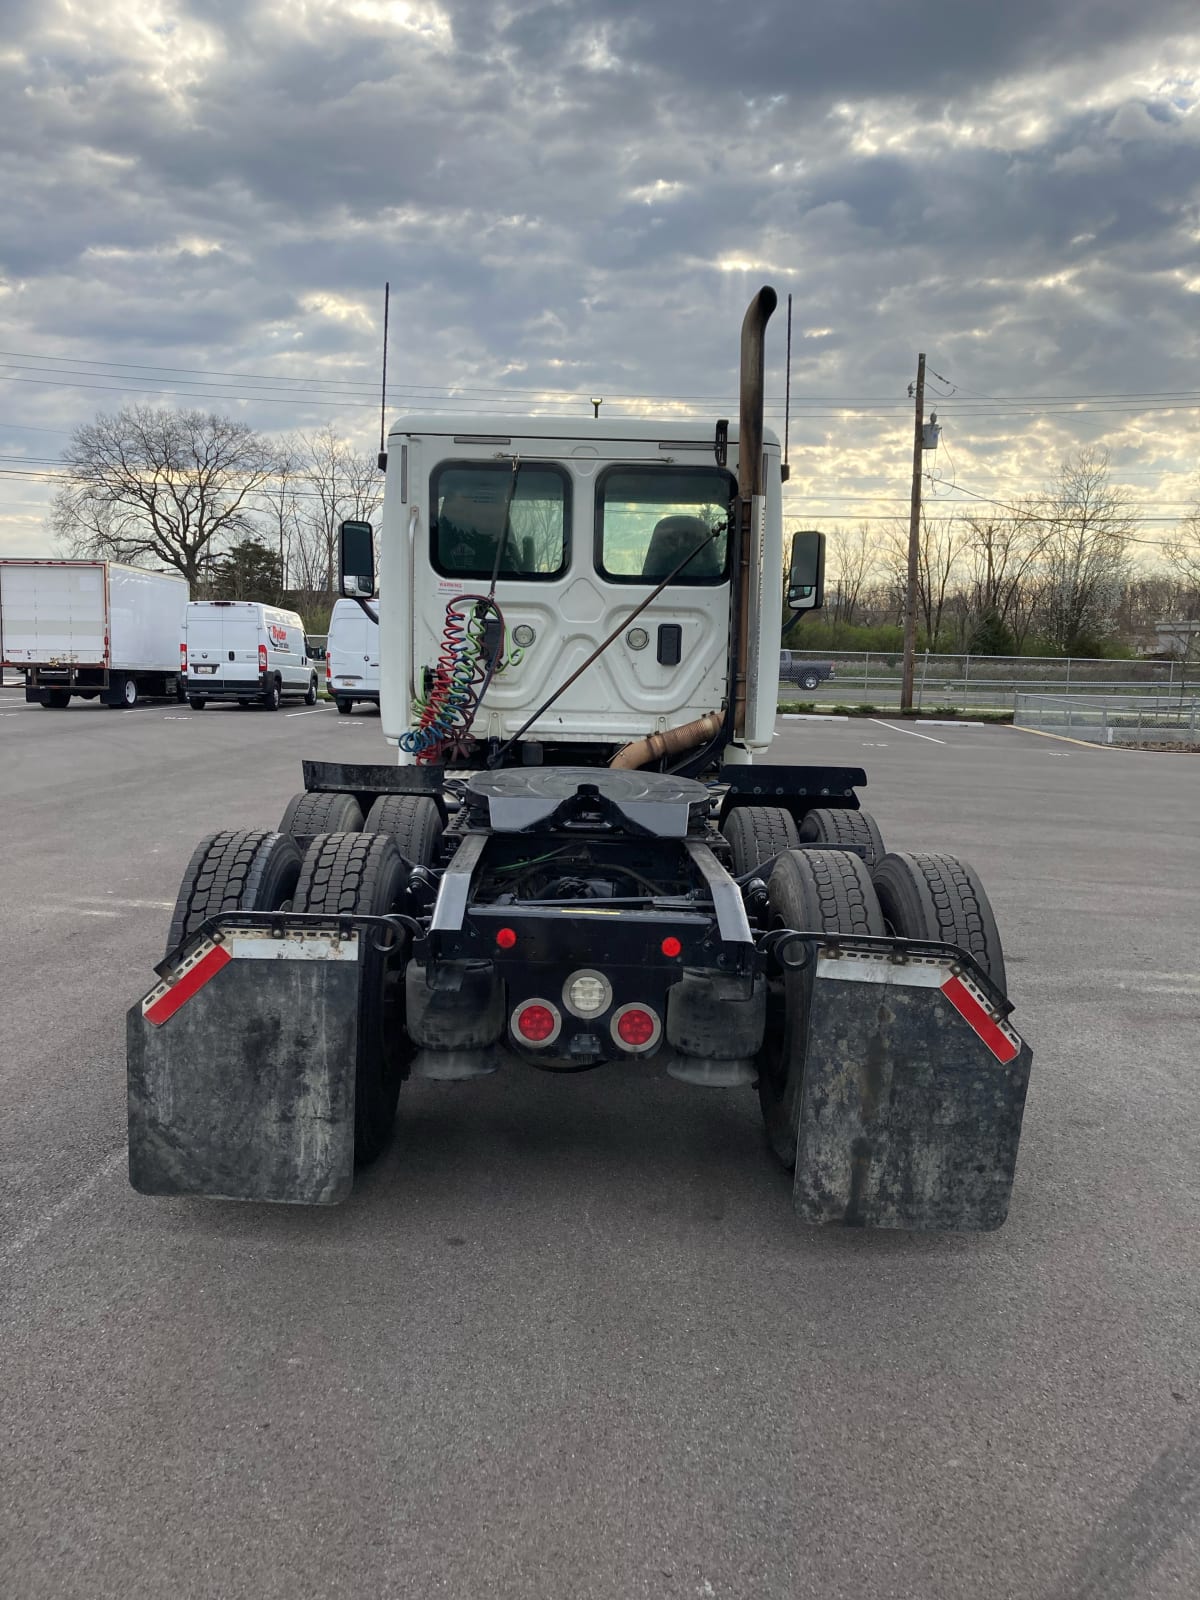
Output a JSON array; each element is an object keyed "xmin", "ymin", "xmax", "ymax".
[
  {"xmin": 827, "ymin": 522, "xmax": 879, "ymax": 631},
  {"xmin": 256, "ymin": 437, "xmax": 305, "ymax": 593},
  {"xmin": 962, "ymin": 502, "xmax": 1050, "ymax": 636},
  {"xmin": 289, "ymin": 425, "xmax": 384, "ymax": 596},
  {"xmin": 1038, "ymin": 448, "xmax": 1137, "ymax": 653},
  {"xmin": 883, "ymin": 513, "xmax": 964, "ymax": 649},
  {"xmin": 51, "ymin": 406, "xmax": 275, "ymax": 588},
  {"xmin": 1162, "ymin": 496, "xmax": 1200, "ymax": 664}
]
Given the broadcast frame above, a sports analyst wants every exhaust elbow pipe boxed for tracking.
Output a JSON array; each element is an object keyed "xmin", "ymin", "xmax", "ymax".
[
  {"xmin": 738, "ymin": 286, "xmax": 777, "ymax": 503},
  {"xmin": 732, "ymin": 285, "xmax": 777, "ymax": 734}
]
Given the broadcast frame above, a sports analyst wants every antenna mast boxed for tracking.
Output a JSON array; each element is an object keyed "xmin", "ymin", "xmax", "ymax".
[
  {"xmin": 378, "ymin": 281, "xmax": 390, "ymax": 469},
  {"xmin": 783, "ymin": 292, "xmax": 792, "ymax": 477}
]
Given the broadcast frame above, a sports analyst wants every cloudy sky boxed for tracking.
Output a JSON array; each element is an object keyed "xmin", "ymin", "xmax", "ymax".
[{"xmin": 1, "ymin": 0, "xmax": 1198, "ymax": 561}]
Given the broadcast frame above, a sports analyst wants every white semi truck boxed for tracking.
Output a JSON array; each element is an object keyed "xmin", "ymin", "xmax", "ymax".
[
  {"xmin": 128, "ymin": 288, "xmax": 1032, "ymax": 1231},
  {"xmin": 0, "ymin": 558, "xmax": 188, "ymax": 709}
]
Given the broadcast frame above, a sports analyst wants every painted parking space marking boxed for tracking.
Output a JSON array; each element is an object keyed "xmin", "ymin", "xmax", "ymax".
[{"xmin": 869, "ymin": 719, "xmax": 946, "ymax": 744}]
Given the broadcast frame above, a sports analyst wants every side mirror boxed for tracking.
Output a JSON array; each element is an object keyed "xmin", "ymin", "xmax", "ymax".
[
  {"xmin": 786, "ymin": 529, "xmax": 825, "ymax": 612},
  {"xmin": 339, "ymin": 520, "xmax": 376, "ymax": 598}
]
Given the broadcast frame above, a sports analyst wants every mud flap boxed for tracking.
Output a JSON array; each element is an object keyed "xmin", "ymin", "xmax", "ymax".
[
  {"xmin": 128, "ymin": 927, "xmax": 361, "ymax": 1204},
  {"xmin": 794, "ymin": 948, "xmax": 1032, "ymax": 1232}
]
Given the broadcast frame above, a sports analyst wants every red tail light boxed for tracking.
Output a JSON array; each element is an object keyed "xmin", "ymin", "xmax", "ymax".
[
  {"xmin": 511, "ymin": 1000, "xmax": 561, "ymax": 1047},
  {"xmin": 326, "ymin": 656, "xmax": 332, "ymax": 683},
  {"xmin": 611, "ymin": 1004, "xmax": 661, "ymax": 1053},
  {"xmin": 258, "ymin": 643, "xmax": 268, "ymax": 672},
  {"xmin": 179, "ymin": 643, "xmax": 187, "ymax": 673}
]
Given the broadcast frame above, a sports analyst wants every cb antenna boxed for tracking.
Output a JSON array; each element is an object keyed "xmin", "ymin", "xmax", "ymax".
[
  {"xmin": 377, "ymin": 281, "xmax": 390, "ymax": 470},
  {"xmin": 783, "ymin": 292, "xmax": 792, "ymax": 480}
]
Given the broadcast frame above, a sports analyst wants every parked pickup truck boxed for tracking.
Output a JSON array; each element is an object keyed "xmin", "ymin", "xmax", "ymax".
[{"xmin": 779, "ymin": 651, "xmax": 836, "ymax": 692}]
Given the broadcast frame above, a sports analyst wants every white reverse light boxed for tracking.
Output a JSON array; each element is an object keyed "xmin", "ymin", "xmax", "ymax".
[{"xmin": 563, "ymin": 969, "xmax": 613, "ymax": 1018}]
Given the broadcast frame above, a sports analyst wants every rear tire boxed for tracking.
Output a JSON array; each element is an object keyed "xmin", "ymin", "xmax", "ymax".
[
  {"xmin": 758, "ymin": 848, "xmax": 886, "ymax": 1169},
  {"xmin": 798, "ymin": 807, "xmax": 886, "ymax": 870},
  {"xmin": 42, "ymin": 690, "xmax": 71, "ymax": 709},
  {"xmin": 165, "ymin": 830, "xmax": 302, "ymax": 956},
  {"xmin": 120, "ymin": 675, "xmax": 138, "ymax": 709},
  {"xmin": 188, "ymin": 696, "xmax": 207, "ymax": 710},
  {"xmin": 363, "ymin": 795, "xmax": 443, "ymax": 866},
  {"xmin": 872, "ymin": 851, "xmax": 1007, "ymax": 993},
  {"xmin": 294, "ymin": 833, "xmax": 411, "ymax": 1163},
  {"xmin": 800, "ymin": 671, "xmax": 821, "ymax": 691},
  {"xmin": 336, "ymin": 698, "xmax": 352, "ymax": 715},
  {"xmin": 261, "ymin": 679, "xmax": 281, "ymax": 711},
  {"xmin": 722, "ymin": 806, "xmax": 799, "ymax": 877},
  {"xmin": 279, "ymin": 789, "xmax": 365, "ymax": 837},
  {"xmin": 305, "ymin": 675, "xmax": 318, "ymax": 706}
]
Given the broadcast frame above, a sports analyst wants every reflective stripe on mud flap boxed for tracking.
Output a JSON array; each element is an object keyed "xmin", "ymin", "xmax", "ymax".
[
  {"xmin": 816, "ymin": 950, "xmax": 1021, "ymax": 1064},
  {"xmin": 143, "ymin": 930, "xmax": 360, "ymax": 1026}
]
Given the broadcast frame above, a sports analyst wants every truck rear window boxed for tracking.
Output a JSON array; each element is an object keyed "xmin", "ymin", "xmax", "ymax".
[
  {"xmin": 595, "ymin": 466, "xmax": 734, "ymax": 584},
  {"xmin": 430, "ymin": 462, "xmax": 569, "ymax": 581}
]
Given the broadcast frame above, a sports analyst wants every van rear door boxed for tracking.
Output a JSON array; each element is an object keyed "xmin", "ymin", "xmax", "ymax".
[{"xmin": 187, "ymin": 604, "xmax": 261, "ymax": 683}]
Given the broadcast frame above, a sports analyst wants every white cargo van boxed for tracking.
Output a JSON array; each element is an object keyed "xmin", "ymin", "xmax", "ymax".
[
  {"xmin": 326, "ymin": 597, "xmax": 380, "ymax": 715},
  {"xmin": 181, "ymin": 601, "xmax": 318, "ymax": 711},
  {"xmin": 0, "ymin": 558, "xmax": 188, "ymax": 708}
]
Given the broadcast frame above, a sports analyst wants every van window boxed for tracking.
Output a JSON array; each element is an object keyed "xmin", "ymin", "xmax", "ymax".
[
  {"xmin": 430, "ymin": 462, "xmax": 569, "ymax": 581},
  {"xmin": 595, "ymin": 466, "xmax": 734, "ymax": 584}
]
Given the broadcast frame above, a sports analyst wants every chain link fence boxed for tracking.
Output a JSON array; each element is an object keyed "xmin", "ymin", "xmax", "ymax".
[
  {"xmin": 778, "ymin": 650, "xmax": 1200, "ymax": 710},
  {"xmin": 1013, "ymin": 693, "xmax": 1200, "ymax": 747}
]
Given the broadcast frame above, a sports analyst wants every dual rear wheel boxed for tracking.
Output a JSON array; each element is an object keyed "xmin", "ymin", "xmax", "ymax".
[
  {"xmin": 751, "ymin": 825, "xmax": 1006, "ymax": 1169},
  {"xmin": 164, "ymin": 823, "xmax": 418, "ymax": 1165}
]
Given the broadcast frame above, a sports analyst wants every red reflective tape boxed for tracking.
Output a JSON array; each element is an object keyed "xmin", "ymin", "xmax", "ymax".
[
  {"xmin": 145, "ymin": 944, "xmax": 232, "ymax": 1026},
  {"xmin": 940, "ymin": 974, "xmax": 1019, "ymax": 1064}
]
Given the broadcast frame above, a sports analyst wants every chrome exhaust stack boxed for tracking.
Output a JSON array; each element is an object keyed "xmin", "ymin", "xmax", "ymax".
[{"xmin": 732, "ymin": 285, "xmax": 777, "ymax": 734}]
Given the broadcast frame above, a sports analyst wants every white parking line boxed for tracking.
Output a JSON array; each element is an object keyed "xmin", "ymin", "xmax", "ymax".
[
  {"xmin": 869, "ymin": 718, "xmax": 946, "ymax": 744},
  {"xmin": 2, "ymin": 1147, "xmax": 127, "ymax": 1263},
  {"xmin": 286, "ymin": 707, "xmax": 327, "ymax": 717}
]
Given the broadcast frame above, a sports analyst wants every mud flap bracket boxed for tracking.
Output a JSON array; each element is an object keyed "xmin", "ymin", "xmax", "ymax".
[{"xmin": 128, "ymin": 926, "xmax": 362, "ymax": 1204}]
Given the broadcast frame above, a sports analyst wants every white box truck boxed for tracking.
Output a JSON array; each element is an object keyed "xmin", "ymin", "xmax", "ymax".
[
  {"xmin": 181, "ymin": 601, "xmax": 319, "ymax": 711},
  {"xmin": 0, "ymin": 558, "xmax": 189, "ymax": 709},
  {"xmin": 326, "ymin": 597, "xmax": 380, "ymax": 715}
]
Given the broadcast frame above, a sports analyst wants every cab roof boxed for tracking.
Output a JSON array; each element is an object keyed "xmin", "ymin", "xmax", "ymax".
[{"xmin": 388, "ymin": 414, "xmax": 780, "ymax": 449}]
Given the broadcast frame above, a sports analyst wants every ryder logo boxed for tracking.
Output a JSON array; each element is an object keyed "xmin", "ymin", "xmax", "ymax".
[{"xmin": 268, "ymin": 624, "xmax": 289, "ymax": 648}]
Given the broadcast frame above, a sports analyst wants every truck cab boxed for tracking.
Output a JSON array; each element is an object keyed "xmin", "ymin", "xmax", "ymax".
[{"xmin": 378, "ymin": 417, "xmax": 783, "ymax": 768}]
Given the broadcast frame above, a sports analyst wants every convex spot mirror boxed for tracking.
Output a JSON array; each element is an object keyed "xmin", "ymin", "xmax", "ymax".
[
  {"xmin": 787, "ymin": 529, "xmax": 825, "ymax": 612},
  {"xmin": 339, "ymin": 520, "xmax": 376, "ymax": 598}
]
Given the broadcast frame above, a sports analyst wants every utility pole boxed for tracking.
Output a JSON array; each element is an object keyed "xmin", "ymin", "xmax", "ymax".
[{"xmin": 900, "ymin": 352, "xmax": 926, "ymax": 712}]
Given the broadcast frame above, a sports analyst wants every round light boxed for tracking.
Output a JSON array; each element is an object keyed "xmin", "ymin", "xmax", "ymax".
[
  {"xmin": 563, "ymin": 969, "xmax": 612, "ymax": 1018},
  {"xmin": 512, "ymin": 624, "xmax": 535, "ymax": 648},
  {"xmin": 660, "ymin": 937, "xmax": 682, "ymax": 958},
  {"xmin": 626, "ymin": 627, "xmax": 650, "ymax": 651},
  {"xmin": 516, "ymin": 1004, "xmax": 556, "ymax": 1042},
  {"xmin": 495, "ymin": 927, "xmax": 517, "ymax": 950},
  {"xmin": 615, "ymin": 1007, "xmax": 656, "ymax": 1047}
]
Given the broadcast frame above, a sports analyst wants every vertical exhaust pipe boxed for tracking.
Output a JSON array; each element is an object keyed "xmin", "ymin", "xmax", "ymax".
[{"xmin": 732, "ymin": 286, "xmax": 777, "ymax": 734}]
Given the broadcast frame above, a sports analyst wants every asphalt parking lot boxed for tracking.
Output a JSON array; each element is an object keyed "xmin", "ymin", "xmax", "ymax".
[{"xmin": 2, "ymin": 688, "xmax": 1198, "ymax": 1600}]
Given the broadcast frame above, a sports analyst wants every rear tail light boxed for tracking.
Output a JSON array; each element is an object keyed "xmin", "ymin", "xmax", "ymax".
[
  {"xmin": 326, "ymin": 656, "xmax": 332, "ymax": 683},
  {"xmin": 611, "ymin": 1004, "xmax": 661, "ymax": 1054},
  {"xmin": 258, "ymin": 643, "xmax": 268, "ymax": 672},
  {"xmin": 179, "ymin": 643, "xmax": 187, "ymax": 673},
  {"xmin": 511, "ymin": 1000, "xmax": 561, "ymax": 1048},
  {"xmin": 562, "ymin": 969, "xmax": 611, "ymax": 1018}
]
